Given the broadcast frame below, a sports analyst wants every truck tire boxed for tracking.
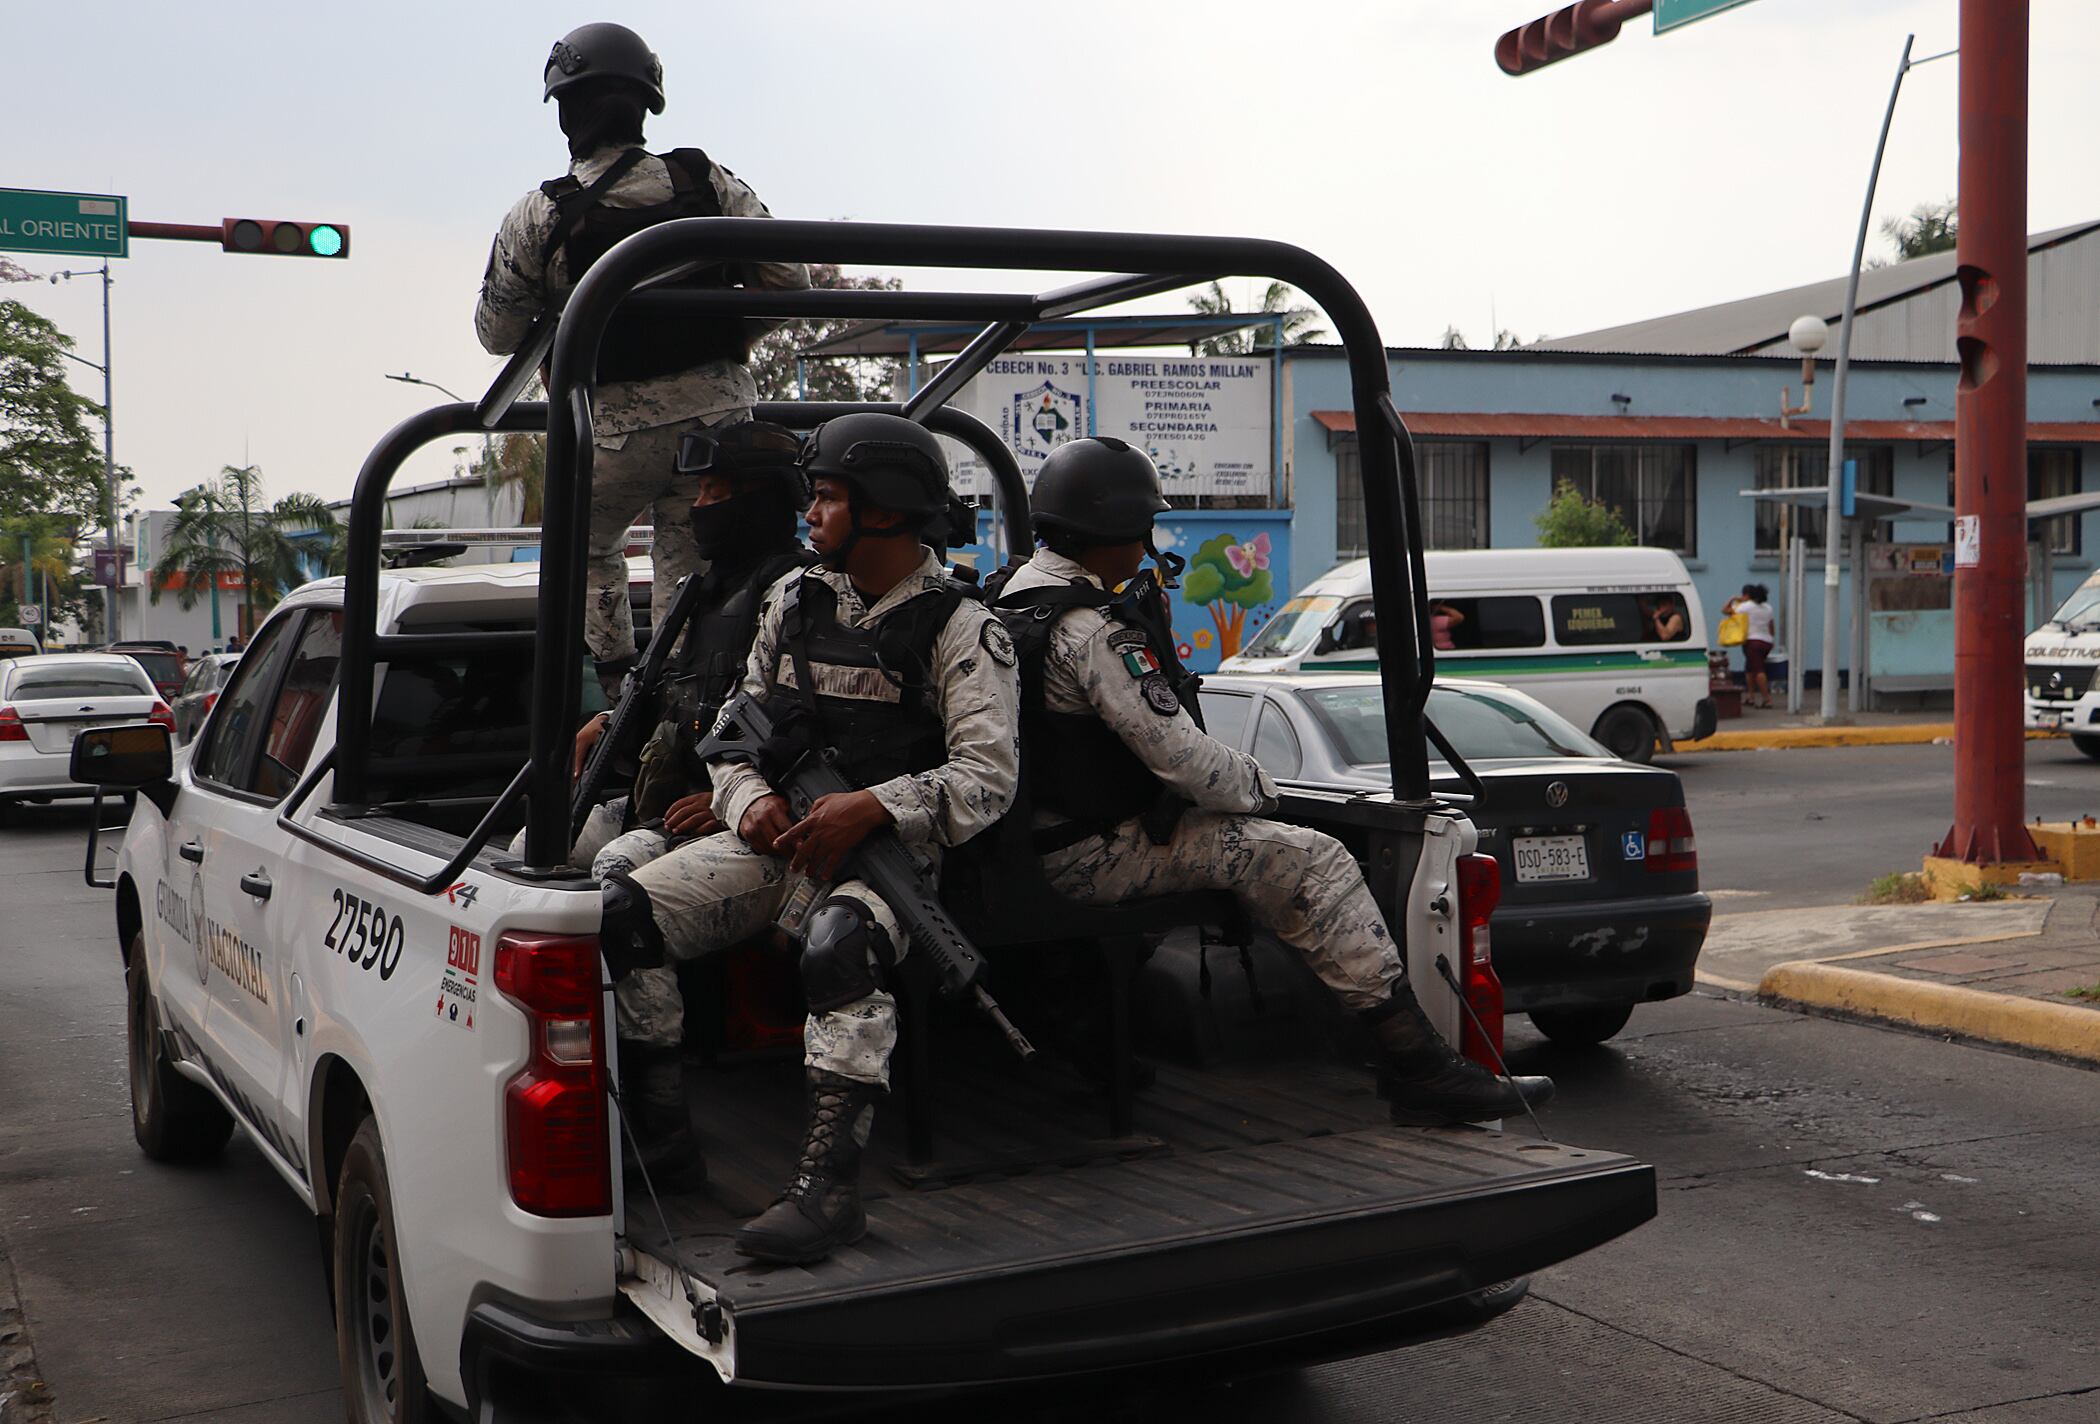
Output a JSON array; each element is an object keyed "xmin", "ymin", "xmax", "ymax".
[
  {"xmin": 1528, "ymin": 1003, "xmax": 1636, "ymax": 1047},
  {"xmin": 125, "ymin": 939, "xmax": 234, "ymax": 1162},
  {"xmin": 2071, "ymin": 734, "xmax": 2100, "ymax": 761},
  {"xmin": 335, "ymin": 1118, "xmax": 434, "ymax": 1424},
  {"xmin": 1591, "ymin": 705, "xmax": 1659, "ymax": 764}
]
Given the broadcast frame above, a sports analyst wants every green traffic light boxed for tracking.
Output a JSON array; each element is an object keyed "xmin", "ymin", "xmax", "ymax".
[{"xmin": 309, "ymin": 225, "xmax": 344, "ymax": 257}]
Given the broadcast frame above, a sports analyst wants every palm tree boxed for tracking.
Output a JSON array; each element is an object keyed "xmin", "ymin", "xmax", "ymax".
[
  {"xmin": 150, "ymin": 465, "xmax": 343, "ymax": 638},
  {"xmin": 0, "ymin": 516, "xmax": 75, "ymax": 620},
  {"xmin": 1186, "ymin": 280, "xmax": 1327, "ymax": 356}
]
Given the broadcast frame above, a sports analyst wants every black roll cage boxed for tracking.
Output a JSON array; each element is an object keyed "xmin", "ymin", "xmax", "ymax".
[{"xmin": 327, "ymin": 220, "xmax": 1437, "ymax": 880}]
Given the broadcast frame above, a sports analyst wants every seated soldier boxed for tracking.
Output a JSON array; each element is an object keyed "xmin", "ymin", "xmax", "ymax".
[
  {"xmin": 993, "ymin": 437, "xmax": 1552, "ymax": 1126},
  {"xmin": 565, "ymin": 422, "xmax": 813, "ymax": 1186},
  {"xmin": 600, "ymin": 413, "xmax": 1021, "ymax": 1264}
]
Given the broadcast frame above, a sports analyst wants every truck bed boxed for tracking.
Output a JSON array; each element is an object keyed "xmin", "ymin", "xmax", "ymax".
[{"xmin": 622, "ymin": 1053, "xmax": 1653, "ymax": 1389}]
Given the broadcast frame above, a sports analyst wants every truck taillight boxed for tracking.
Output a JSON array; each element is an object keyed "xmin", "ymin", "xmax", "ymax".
[
  {"xmin": 1455, "ymin": 853, "xmax": 1505, "ymax": 1069},
  {"xmin": 493, "ymin": 932, "xmax": 610, "ymax": 1218},
  {"xmin": 1645, "ymin": 806, "xmax": 1698, "ymax": 873},
  {"xmin": 0, "ymin": 707, "xmax": 24, "ymax": 742}
]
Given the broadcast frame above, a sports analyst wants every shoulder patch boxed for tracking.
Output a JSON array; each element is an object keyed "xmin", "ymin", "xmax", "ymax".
[
  {"xmin": 1106, "ymin": 627, "xmax": 1150, "ymax": 653},
  {"xmin": 1141, "ymin": 673, "xmax": 1182, "ymax": 717},
  {"xmin": 979, "ymin": 619, "xmax": 1018, "ymax": 667}
]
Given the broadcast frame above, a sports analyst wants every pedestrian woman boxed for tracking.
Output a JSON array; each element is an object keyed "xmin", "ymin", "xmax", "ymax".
[{"xmin": 1724, "ymin": 584, "xmax": 1776, "ymax": 708}]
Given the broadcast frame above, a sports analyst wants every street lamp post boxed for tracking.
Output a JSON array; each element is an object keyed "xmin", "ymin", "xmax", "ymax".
[
  {"xmin": 1818, "ymin": 34, "xmax": 1958, "ymax": 724},
  {"xmin": 50, "ymin": 264, "xmax": 119, "ymax": 642},
  {"xmin": 385, "ymin": 371, "xmax": 497, "ymax": 521}
]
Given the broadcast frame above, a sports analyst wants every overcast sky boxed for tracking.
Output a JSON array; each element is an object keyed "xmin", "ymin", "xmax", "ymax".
[{"xmin": 9, "ymin": 0, "xmax": 2098, "ymax": 517}]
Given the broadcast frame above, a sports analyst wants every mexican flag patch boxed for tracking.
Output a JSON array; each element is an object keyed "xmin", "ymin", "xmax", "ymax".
[{"xmin": 1121, "ymin": 648, "xmax": 1161, "ymax": 678}]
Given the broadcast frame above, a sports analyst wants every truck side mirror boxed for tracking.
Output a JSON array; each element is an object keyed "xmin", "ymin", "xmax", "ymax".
[
  {"xmin": 72, "ymin": 723, "xmax": 173, "ymax": 792},
  {"xmin": 1315, "ymin": 619, "xmax": 1345, "ymax": 656}
]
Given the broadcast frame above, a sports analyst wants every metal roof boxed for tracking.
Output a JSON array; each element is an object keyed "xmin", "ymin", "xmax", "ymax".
[
  {"xmin": 797, "ymin": 313, "xmax": 1282, "ymax": 358},
  {"xmin": 1531, "ymin": 220, "xmax": 2100, "ymax": 357},
  {"xmin": 1308, "ymin": 410, "xmax": 2100, "ymax": 444}
]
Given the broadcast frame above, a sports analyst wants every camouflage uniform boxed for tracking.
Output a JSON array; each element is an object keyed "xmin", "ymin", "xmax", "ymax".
[
  {"xmin": 628, "ymin": 553, "xmax": 1022, "ymax": 1086},
  {"xmin": 1004, "ymin": 550, "xmax": 1406, "ymax": 1012},
  {"xmin": 474, "ymin": 144, "xmax": 810, "ymax": 663}
]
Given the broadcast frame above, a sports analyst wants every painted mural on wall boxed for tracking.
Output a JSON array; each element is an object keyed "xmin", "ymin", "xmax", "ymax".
[{"xmin": 963, "ymin": 509, "xmax": 1292, "ymax": 675}]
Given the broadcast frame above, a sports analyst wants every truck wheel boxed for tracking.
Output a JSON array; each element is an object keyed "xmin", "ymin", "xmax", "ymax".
[
  {"xmin": 125, "ymin": 939, "xmax": 234, "ymax": 1162},
  {"xmin": 1528, "ymin": 1003, "xmax": 1636, "ymax": 1046},
  {"xmin": 2071, "ymin": 734, "xmax": 2100, "ymax": 761},
  {"xmin": 335, "ymin": 1118, "xmax": 434, "ymax": 1424},
  {"xmin": 1592, "ymin": 705, "xmax": 1658, "ymax": 764}
]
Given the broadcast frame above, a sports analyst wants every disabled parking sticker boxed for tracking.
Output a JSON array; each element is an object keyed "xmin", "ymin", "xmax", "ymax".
[{"xmin": 1621, "ymin": 830, "xmax": 1646, "ymax": 861}]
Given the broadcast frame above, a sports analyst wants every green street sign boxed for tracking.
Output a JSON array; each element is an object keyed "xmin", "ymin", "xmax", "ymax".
[
  {"xmin": 0, "ymin": 187, "xmax": 128, "ymax": 259},
  {"xmin": 1655, "ymin": 0, "xmax": 1758, "ymax": 34}
]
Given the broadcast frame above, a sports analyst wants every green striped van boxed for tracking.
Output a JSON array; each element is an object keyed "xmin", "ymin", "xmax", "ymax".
[{"xmin": 1220, "ymin": 547, "xmax": 1716, "ymax": 763}]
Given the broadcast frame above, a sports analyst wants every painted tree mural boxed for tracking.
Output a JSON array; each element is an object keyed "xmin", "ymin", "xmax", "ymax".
[{"xmin": 1182, "ymin": 531, "xmax": 1273, "ymax": 660}]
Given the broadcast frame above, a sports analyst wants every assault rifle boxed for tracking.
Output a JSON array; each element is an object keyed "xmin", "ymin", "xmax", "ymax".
[
  {"xmin": 696, "ymin": 691, "xmax": 1036, "ymax": 1061},
  {"xmin": 570, "ymin": 570, "xmax": 712, "ymax": 843}
]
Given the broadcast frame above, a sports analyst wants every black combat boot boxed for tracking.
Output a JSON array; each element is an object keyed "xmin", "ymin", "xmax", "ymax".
[
  {"xmin": 617, "ymin": 1044, "xmax": 707, "ymax": 1191},
  {"xmin": 735, "ymin": 1071, "xmax": 880, "ymax": 1265},
  {"xmin": 1364, "ymin": 990, "xmax": 1555, "ymax": 1126}
]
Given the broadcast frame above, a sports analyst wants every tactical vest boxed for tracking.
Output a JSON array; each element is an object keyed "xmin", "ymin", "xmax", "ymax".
[
  {"xmin": 538, "ymin": 147, "xmax": 746, "ymax": 384},
  {"xmin": 668, "ymin": 548, "xmax": 813, "ymax": 782},
  {"xmin": 761, "ymin": 575, "xmax": 969, "ymax": 790},
  {"xmin": 995, "ymin": 573, "xmax": 1204, "ymax": 835}
]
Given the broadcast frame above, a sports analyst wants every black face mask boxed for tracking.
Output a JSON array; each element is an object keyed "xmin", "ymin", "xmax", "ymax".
[{"xmin": 689, "ymin": 487, "xmax": 798, "ymax": 563}]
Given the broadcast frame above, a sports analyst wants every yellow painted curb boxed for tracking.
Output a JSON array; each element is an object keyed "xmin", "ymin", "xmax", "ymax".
[
  {"xmin": 1678, "ymin": 724, "xmax": 1951, "ymax": 752},
  {"xmin": 1759, "ymin": 960, "xmax": 2100, "ymax": 1063}
]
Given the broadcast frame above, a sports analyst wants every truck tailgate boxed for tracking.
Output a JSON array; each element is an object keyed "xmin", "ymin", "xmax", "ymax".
[{"xmin": 622, "ymin": 1060, "xmax": 1653, "ymax": 1389}]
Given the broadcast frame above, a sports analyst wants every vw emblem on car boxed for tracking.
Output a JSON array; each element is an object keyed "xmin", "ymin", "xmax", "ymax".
[{"xmin": 1545, "ymin": 781, "xmax": 1571, "ymax": 808}]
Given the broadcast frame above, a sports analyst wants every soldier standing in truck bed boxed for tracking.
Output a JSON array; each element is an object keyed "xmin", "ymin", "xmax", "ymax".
[{"xmin": 474, "ymin": 21, "xmax": 809, "ymax": 674}]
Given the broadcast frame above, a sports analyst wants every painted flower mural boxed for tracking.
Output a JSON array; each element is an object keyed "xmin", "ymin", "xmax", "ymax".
[{"xmin": 1182, "ymin": 531, "xmax": 1273, "ymax": 660}]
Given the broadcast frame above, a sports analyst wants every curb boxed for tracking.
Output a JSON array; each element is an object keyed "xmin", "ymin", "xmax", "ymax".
[
  {"xmin": 1759, "ymin": 959, "xmax": 2100, "ymax": 1064},
  {"xmin": 1678, "ymin": 724, "xmax": 2066, "ymax": 753}
]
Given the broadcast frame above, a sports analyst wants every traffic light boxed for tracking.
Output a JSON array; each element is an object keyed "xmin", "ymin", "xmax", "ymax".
[
  {"xmin": 1495, "ymin": 0, "xmax": 1642, "ymax": 75},
  {"xmin": 220, "ymin": 217, "xmax": 350, "ymax": 259}
]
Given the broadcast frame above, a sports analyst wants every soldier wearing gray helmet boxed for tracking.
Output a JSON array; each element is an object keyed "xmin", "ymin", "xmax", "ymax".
[
  {"xmin": 598, "ymin": 412, "xmax": 1021, "ymax": 1265},
  {"xmin": 993, "ymin": 437, "xmax": 1554, "ymax": 1126},
  {"xmin": 475, "ymin": 21, "xmax": 810, "ymax": 672}
]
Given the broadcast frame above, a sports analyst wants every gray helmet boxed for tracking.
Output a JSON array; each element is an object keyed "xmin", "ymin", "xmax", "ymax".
[
  {"xmin": 799, "ymin": 413, "xmax": 953, "ymax": 521},
  {"xmin": 544, "ymin": 23, "xmax": 666, "ymax": 114},
  {"xmin": 1030, "ymin": 436, "xmax": 1170, "ymax": 543}
]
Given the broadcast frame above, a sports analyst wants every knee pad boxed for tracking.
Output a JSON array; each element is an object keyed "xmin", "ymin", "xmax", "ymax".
[
  {"xmin": 600, "ymin": 872, "xmax": 667, "ymax": 981},
  {"xmin": 800, "ymin": 896, "xmax": 894, "ymax": 1014}
]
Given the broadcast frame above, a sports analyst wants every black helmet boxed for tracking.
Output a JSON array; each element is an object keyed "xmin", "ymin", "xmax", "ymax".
[
  {"xmin": 544, "ymin": 23, "xmax": 666, "ymax": 113},
  {"xmin": 799, "ymin": 413, "xmax": 953, "ymax": 521},
  {"xmin": 1030, "ymin": 436, "xmax": 1170, "ymax": 543},
  {"xmin": 678, "ymin": 421, "xmax": 809, "ymax": 498}
]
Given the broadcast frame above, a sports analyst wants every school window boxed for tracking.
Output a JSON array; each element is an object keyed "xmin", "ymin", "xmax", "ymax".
[
  {"xmin": 1753, "ymin": 446, "xmax": 1895, "ymax": 553},
  {"xmin": 1335, "ymin": 437, "xmax": 1490, "ymax": 557},
  {"xmin": 1548, "ymin": 445, "xmax": 1697, "ymax": 557},
  {"xmin": 1943, "ymin": 448, "xmax": 2083, "ymax": 556}
]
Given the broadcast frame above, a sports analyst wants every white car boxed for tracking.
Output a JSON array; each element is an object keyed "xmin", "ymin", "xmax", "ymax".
[{"xmin": 0, "ymin": 653, "xmax": 170, "ymax": 815}]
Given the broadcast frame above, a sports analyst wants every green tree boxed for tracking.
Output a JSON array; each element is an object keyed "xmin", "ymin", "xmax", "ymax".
[
  {"xmin": 1186, "ymin": 281, "xmax": 1327, "ymax": 356},
  {"xmin": 0, "ymin": 300, "xmax": 107, "ymax": 527},
  {"xmin": 0, "ymin": 514, "xmax": 77, "ymax": 626},
  {"xmin": 748, "ymin": 262, "xmax": 905, "ymax": 402},
  {"xmin": 1879, "ymin": 198, "xmax": 1957, "ymax": 264},
  {"xmin": 1534, "ymin": 479, "xmax": 1635, "ymax": 548},
  {"xmin": 149, "ymin": 465, "xmax": 342, "ymax": 636},
  {"xmin": 1181, "ymin": 531, "xmax": 1275, "ymax": 659}
]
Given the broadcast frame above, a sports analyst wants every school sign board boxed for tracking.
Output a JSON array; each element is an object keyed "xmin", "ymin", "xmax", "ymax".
[
  {"xmin": 0, "ymin": 188, "xmax": 128, "ymax": 259},
  {"xmin": 937, "ymin": 353, "xmax": 1272, "ymax": 499}
]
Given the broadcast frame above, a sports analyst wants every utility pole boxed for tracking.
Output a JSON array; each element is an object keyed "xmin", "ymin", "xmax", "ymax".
[
  {"xmin": 1937, "ymin": 0, "xmax": 2037, "ymax": 865},
  {"xmin": 50, "ymin": 263, "xmax": 119, "ymax": 642}
]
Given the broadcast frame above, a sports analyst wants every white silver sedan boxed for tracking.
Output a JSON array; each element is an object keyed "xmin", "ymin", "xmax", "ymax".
[{"xmin": 0, "ymin": 654, "xmax": 171, "ymax": 815}]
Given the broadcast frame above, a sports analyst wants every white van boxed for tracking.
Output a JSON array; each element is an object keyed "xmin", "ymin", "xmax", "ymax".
[
  {"xmin": 2023, "ymin": 570, "xmax": 2100, "ymax": 757},
  {"xmin": 1222, "ymin": 547, "xmax": 1715, "ymax": 762}
]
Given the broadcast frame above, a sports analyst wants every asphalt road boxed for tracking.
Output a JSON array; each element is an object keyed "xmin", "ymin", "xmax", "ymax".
[
  {"xmin": 1678, "ymin": 736, "xmax": 2100, "ymax": 907},
  {"xmin": 4, "ymin": 781, "xmax": 2099, "ymax": 1423}
]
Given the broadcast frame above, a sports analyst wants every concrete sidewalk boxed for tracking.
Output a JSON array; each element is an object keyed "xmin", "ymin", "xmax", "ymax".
[
  {"xmin": 1677, "ymin": 700, "xmax": 2066, "ymax": 752},
  {"xmin": 1697, "ymin": 886, "xmax": 2100, "ymax": 1064}
]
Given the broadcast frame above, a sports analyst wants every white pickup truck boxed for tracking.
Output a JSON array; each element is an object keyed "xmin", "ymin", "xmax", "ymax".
[{"xmin": 72, "ymin": 221, "xmax": 1655, "ymax": 1423}]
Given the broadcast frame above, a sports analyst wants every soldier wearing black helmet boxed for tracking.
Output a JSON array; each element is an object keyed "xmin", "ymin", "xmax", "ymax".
[
  {"xmin": 601, "ymin": 412, "xmax": 1021, "ymax": 1263},
  {"xmin": 993, "ymin": 437, "xmax": 1554, "ymax": 1127},
  {"xmin": 475, "ymin": 21, "xmax": 810, "ymax": 672}
]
